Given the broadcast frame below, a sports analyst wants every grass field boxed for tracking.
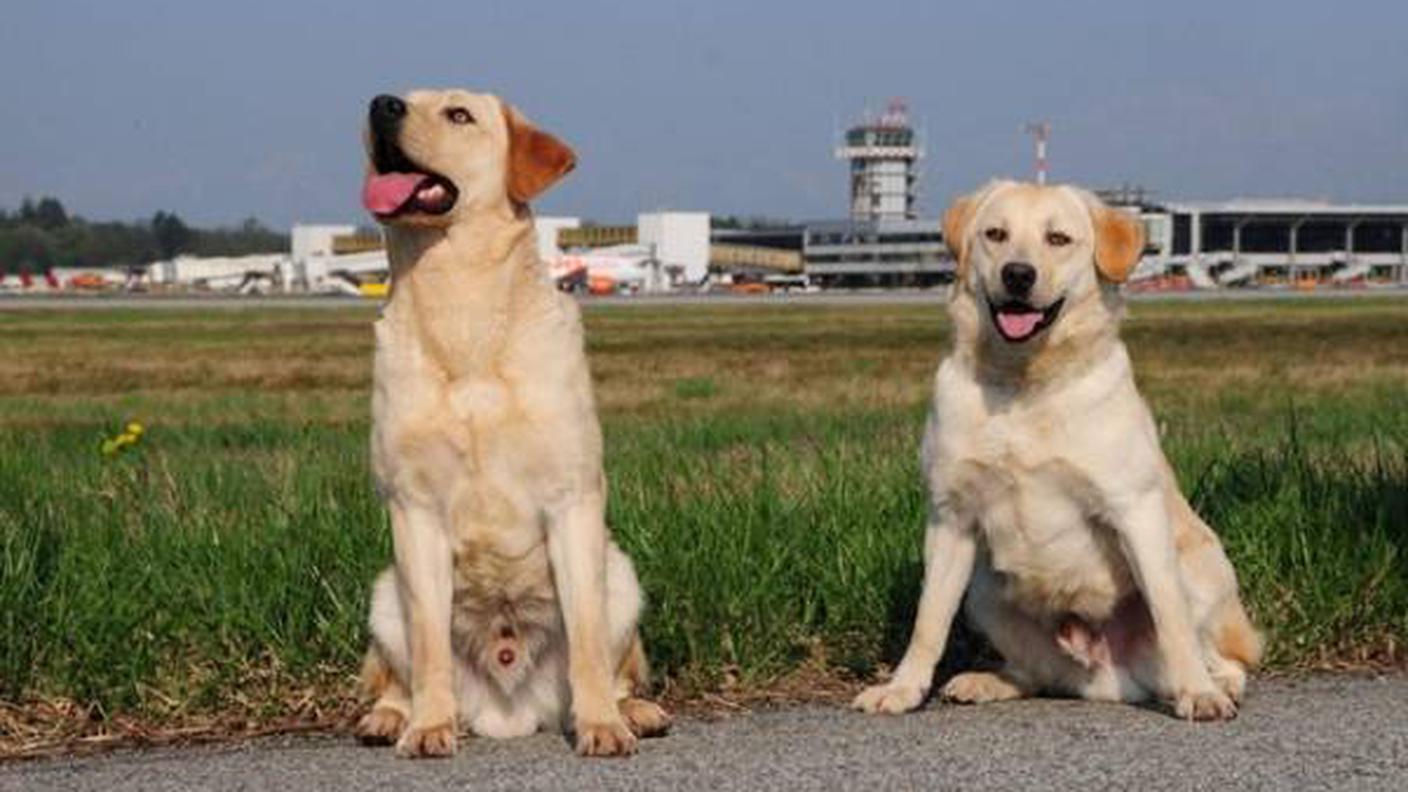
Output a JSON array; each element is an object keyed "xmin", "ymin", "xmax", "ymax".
[{"xmin": 1, "ymin": 296, "xmax": 1406, "ymax": 753}]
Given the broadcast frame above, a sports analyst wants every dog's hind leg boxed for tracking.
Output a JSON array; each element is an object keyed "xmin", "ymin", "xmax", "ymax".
[
  {"xmin": 1168, "ymin": 493, "xmax": 1261, "ymax": 705},
  {"xmin": 940, "ymin": 670, "xmax": 1030, "ymax": 704},
  {"xmin": 1203, "ymin": 598, "xmax": 1261, "ymax": 703},
  {"xmin": 615, "ymin": 633, "xmax": 670, "ymax": 737},
  {"xmin": 358, "ymin": 568, "xmax": 413, "ymax": 744},
  {"xmin": 1203, "ymin": 647, "xmax": 1248, "ymax": 704},
  {"xmin": 359, "ymin": 647, "xmax": 412, "ymax": 744},
  {"xmin": 605, "ymin": 543, "xmax": 671, "ymax": 738}
]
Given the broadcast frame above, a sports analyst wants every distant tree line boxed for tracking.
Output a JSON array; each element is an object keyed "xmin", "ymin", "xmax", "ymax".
[
  {"xmin": 711, "ymin": 214, "xmax": 791, "ymax": 230},
  {"xmin": 0, "ymin": 196, "xmax": 289, "ymax": 275}
]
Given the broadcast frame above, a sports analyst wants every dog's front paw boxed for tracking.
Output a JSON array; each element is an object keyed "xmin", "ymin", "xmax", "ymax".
[
  {"xmin": 357, "ymin": 707, "xmax": 407, "ymax": 745},
  {"xmin": 1173, "ymin": 688, "xmax": 1237, "ymax": 722},
  {"xmin": 852, "ymin": 682, "xmax": 926, "ymax": 715},
  {"xmin": 575, "ymin": 718, "xmax": 638, "ymax": 757},
  {"xmin": 395, "ymin": 720, "xmax": 458, "ymax": 758}
]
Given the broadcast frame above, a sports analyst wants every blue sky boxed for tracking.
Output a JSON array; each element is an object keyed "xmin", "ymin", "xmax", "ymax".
[{"xmin": 1, "ymin": 0, "xmax": 1404, "ymax": 228}]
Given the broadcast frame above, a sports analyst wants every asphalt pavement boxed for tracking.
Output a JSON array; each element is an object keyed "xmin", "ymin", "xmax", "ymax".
[{"xmin": 4, "ymin": 675, "xmax": 1405, "ymax": 791}]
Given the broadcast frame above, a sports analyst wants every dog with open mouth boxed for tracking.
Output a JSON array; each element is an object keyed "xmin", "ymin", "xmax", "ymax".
[
  {"xmin": 354, "ymin": 89, "xmax": 669, "ymax": 759},
  {"xmin": 854, "ymin": 180, "xmax": 1261, "ymax": 721}
]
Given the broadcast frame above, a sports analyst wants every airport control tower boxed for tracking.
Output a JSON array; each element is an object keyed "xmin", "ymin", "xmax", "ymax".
[{"xmin": 835, "ymin": 99, "xmax": 923, "ymax": 222}]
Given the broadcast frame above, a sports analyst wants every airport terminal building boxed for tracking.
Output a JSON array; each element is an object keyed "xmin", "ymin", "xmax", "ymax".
[
  {"xmin": 801, "ymin": 219, "xmax": 947, "ymax": 288},
  {"xmin": 1135, "ymin": 199, "xmax": 1408, "ymax": 286},
  {"xmin": 710, "ymin": 219, "xmax": 948, "ymax": 288}
]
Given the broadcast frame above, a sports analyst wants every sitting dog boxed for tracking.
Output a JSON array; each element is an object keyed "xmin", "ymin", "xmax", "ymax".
[
  {"xmin": 854, "ymin": 181, "xmax": 1261, "ymax": 721},
  {"xmin": 354, "ymin": 89, "xmax": 669, "ymax": 758}
]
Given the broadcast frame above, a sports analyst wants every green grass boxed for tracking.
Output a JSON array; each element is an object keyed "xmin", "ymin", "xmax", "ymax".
[
  {"xmin": 0, "ymin": 424, "xmax": 383, "ymax": 713},
  {"xmin": 0, "ymin": 297, "xmax": 1405, "ymax": 747},
  {"xmin": 672, "ymin": 376, "xmax": 718, "ymax": 400}
]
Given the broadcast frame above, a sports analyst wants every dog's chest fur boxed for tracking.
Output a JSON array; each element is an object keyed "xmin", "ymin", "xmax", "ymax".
[
  {"xmin": 928, "ymin": 353, "xmax": 1154, "ymax": 621},
  {"xmin": 371, "ymin": 233, "xmax": 597, "ymax": 641},
  {"xmin": 373, "ymin": 314, "xmax": 561, "ymax": 531}
]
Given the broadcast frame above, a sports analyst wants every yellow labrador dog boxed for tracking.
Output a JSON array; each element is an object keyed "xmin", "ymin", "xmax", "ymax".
[
  {"xmin": 854, "ymin": 181, "xmax": 1261, "ymax": 721},
  {"xmin": 354, "ymin": 89, "xmax": 669, "ymax": 758}
]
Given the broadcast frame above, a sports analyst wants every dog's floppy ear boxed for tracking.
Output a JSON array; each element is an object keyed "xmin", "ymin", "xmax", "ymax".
[
  {"xmin": 1090, "ymin": 204, "xmax": 1145, "ymax": 283},
  {"xmin": 502, "ymin": 103, "xmax": 576, "ymax": 204},
  {"xmin": 942, "ymin": 194, "xmax": 979, "ymax": 269},
  {"xmin": 943, "ymin": 181, "xmax": 1007, "ymax": 277}
]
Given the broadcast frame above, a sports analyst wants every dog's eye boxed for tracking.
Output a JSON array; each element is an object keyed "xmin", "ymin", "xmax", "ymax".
[
  {"xmin": 984, "ymin": 227, "xmax": 1008, "ymax": 243},
  {"xmin": 1046, "ymin": 231, "xmax": 1072, "ymax": 247},
  {"xmin": 444, "ymin": 107, "xmax": 475, "ymax": 125}
]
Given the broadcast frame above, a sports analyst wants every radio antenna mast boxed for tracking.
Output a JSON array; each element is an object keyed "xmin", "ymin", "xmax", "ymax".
[{"xmin": 1023, "ymin": 121, "xmax": 1051, "ymax": 184}]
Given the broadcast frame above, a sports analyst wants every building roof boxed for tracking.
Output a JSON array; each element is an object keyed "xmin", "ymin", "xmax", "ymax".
[
  {"xmin": 801, "ymin": 217, "xmax": 941, "ymax": 233},
  {"xmin": 1165, "ymin": 199, "xmax": 1408, "ymax": 216}
]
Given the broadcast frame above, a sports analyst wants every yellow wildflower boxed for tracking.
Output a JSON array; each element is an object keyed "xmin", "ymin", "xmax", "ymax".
[{"xmin": 100, "ymin": 421, "xmax": 145, "ymax": 457}]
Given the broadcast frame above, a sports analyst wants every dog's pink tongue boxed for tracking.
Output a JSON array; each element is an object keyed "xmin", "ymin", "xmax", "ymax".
[
  {"xmin": 362, "ymin": 172, "xmax": 424, "ymax": 215},
  {"xmin": 997, "ymin": 309, "xmax": 1043, "ymax": 339}
]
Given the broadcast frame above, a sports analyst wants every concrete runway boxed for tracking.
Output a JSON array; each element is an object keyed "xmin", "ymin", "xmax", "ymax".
[
  {"xmin": 5, "ymin": 675, "xmax": 1404, "ymax": 791},
  {"xmin": 2, "ymin": 287, "xmax": 1406, "ymax": 311}
]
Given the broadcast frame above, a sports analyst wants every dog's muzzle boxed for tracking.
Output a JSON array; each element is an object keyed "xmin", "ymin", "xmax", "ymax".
[
  {"xmin": 988, "ymin": 297, "xmax": 1065, "ymax": 343},
  {"xmin": 362, "ymin": 94, "xmax": 458, "ymax": 219}
]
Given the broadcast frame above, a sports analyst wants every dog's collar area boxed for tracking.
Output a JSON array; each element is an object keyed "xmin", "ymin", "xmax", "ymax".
[{"xmin": 988, "ymin": 297, "xmax": 1066, "ymax": 343}]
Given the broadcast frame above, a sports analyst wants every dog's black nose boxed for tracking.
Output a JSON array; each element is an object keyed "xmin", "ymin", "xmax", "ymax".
[
  {"xmin": 370, "ymin": 94, "xmax": 406, "ymax": 121},
  {"xmin": 1001, "ymin": 261, "xmax": 1037, "ymax": 297}
]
